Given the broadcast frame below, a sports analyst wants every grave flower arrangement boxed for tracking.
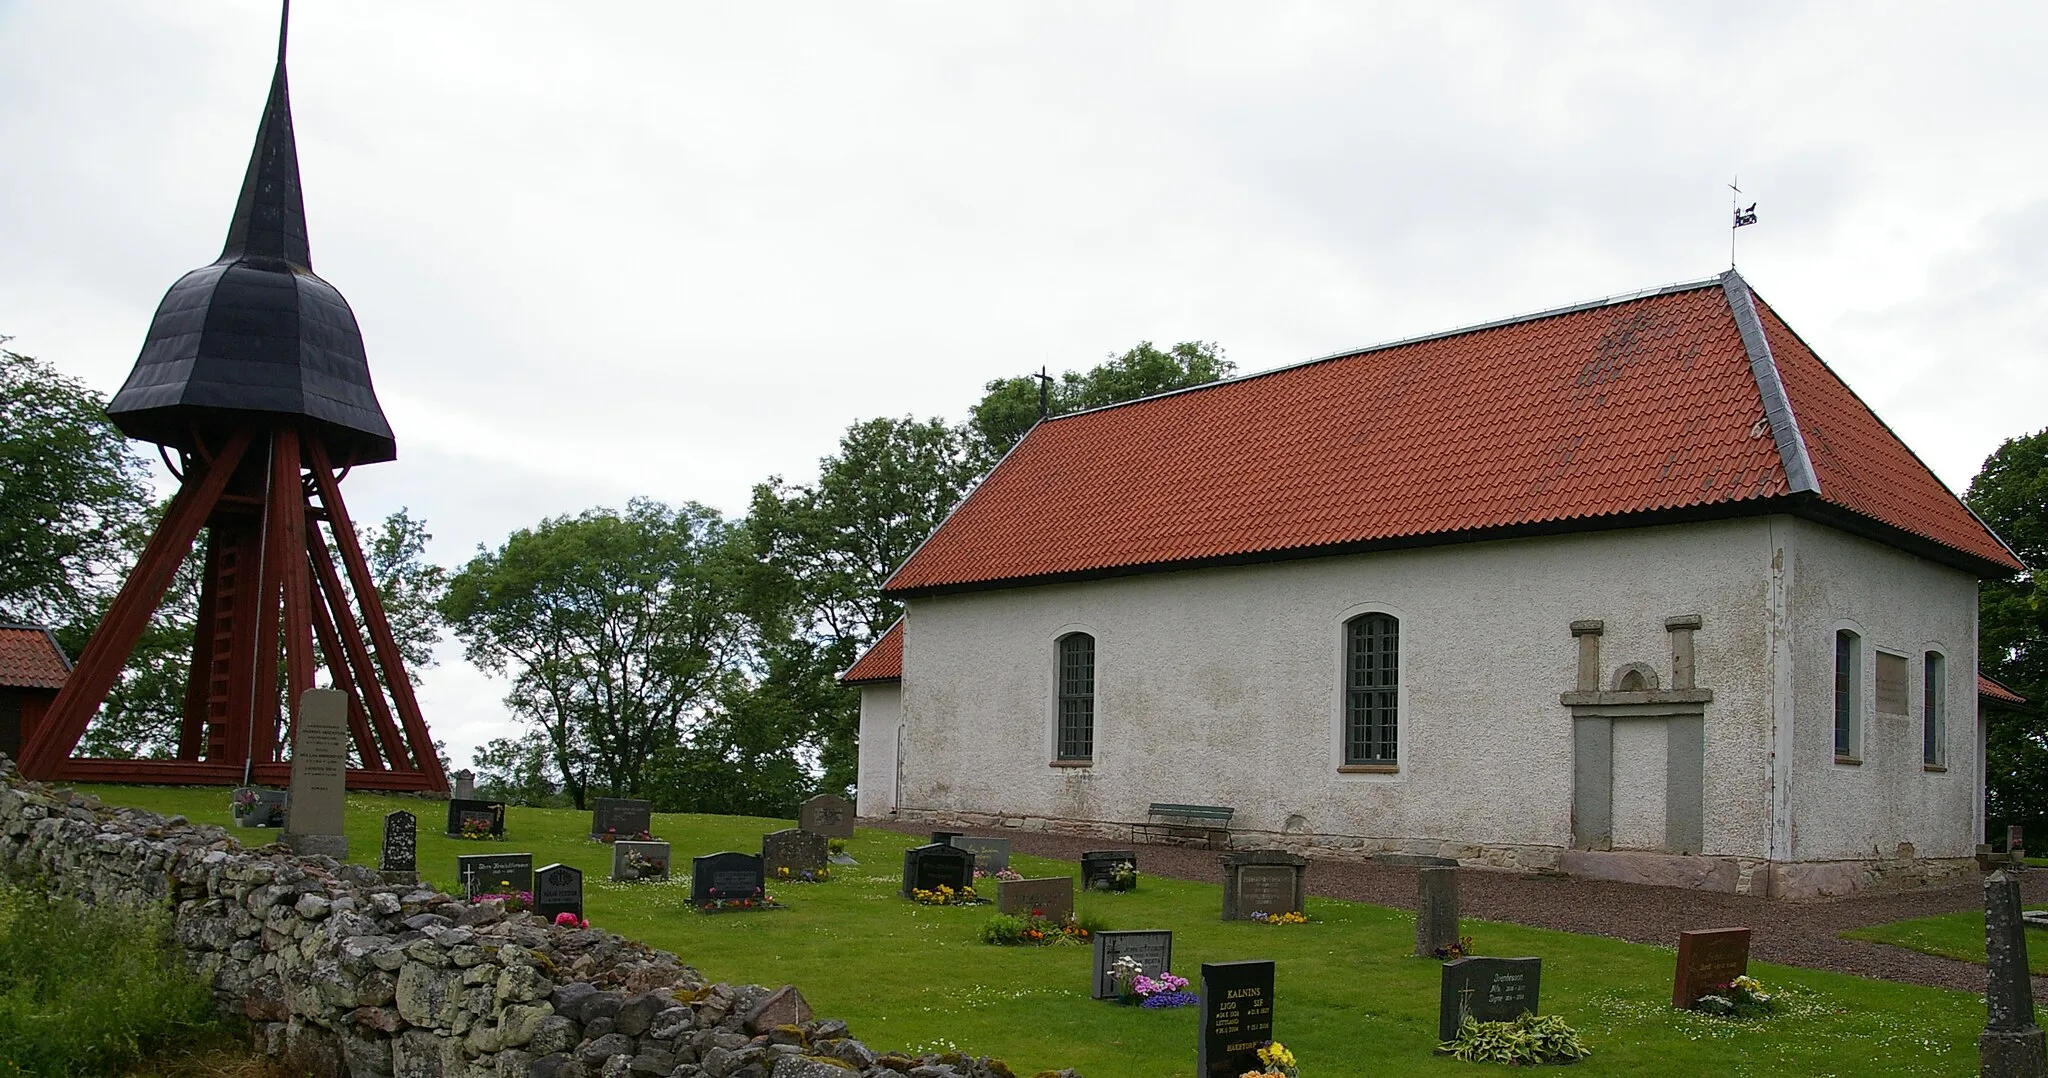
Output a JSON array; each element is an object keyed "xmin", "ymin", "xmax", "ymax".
[
  {"xmin": 1432, "ymin": 935, "xmax": 1475, "ymax": 960},
  {"xmin": 1250, "ymin": 910, "xmax": 1309, "ymax": 926},
  {"xmin": 980, "ymin": 909, "xmax": 1098, "ymax": 946},
  {"xmin": 622, "ymin": 850, "xmax": 667, "ymax": 879},
  {"xmin": 698, "ymin": 884, "xmax": 781, "ymax": 913},
  {"xmin": 1103, "ymin": 956, "xmax": 1197, "ymax": 1007},
  {"xmin": 553, "ymin": 911, "xmax": 589, "ymax": 930},
  {"xmin": 1693, "ymin": 974, "xmax": 1776, "ymax": 1019},
  {"xmin": 1237, "ymin": 1041, "xmax": 1299, "ymax": 1077},
  {"xmin": 471, "ymin": 886, "xmax": 532, "ymax": 913},
  {"xmin": 457, "ymin": 817, "xmax": 497, "ymax": 841},
  {"xmin": 230, "ymin": 788, "xmax": 260, "ymax": 816},
  {"xmin": 1437, "ymin": 1014, "xmax": 1589, "ymax": 1065},
  {"xmin": 910, "ymin": 884, "xmax": 984, "ymax": 906},
  {"xmin": 774, "ymin": 865, "xmax": 832, "ymax": 883},
  {"xmin": 1106, "ymin": 861, "xmax": 1138, "ymax": 891},
  {"xmin": 977, "ymin": 867, "xmax": 1024, "ymax": 883},
  {"xmin": 599, "ymin": 827, "xmax": 656, "ymax": 845}
]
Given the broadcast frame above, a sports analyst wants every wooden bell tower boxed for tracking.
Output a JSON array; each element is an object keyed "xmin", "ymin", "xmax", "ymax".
[{"xmin": 16, "ymin": 4, "xmax": 447, "ymax": 791}]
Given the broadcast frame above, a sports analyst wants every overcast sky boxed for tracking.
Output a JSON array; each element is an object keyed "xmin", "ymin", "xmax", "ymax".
[{"xmin": 4, "ymin": 2, "xmax": 2044, "ymax": 770}]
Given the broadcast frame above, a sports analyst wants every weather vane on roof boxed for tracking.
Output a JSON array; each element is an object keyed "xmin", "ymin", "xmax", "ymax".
[{"xmin": 1729, "ymin": 176, "xmax": 1759, "ymax": 267}]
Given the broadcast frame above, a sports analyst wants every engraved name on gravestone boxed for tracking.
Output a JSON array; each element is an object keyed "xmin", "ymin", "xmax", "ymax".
[
  {"xmin": 798, "ymin": 793, "xmax": 856, "ymax": 839},
  {"xmin": 691, "ymin": 852, "xmax": 766, "ymax": 906},
  {"xmin": 998, "ymin": 877, "xmax": 1073, "ymax": 921},
  {"xmin": 445, "ymin": 798, "xmax": 506, "ymax": 838},
  {"xmin": 762, "ymin": 829, "xmax": 829, "ymax": 877},
  {"xmin": 379, "ymin": 810, "xmax": 418, "ymax": 874},
  {"xmin": 590, "ymin": 797, "xmax": 653, "ymax": 839},
  {"xmin": 1221, "ymin": 849, "xmax": 1306, "ymax": 920},
  {"xmin": 1092, "ymin": 930, "xmax": 1174, "ymax": 999},
  {"xmin": 1082, "ymin": 850, "xmax": 1139, "ymax": 890},
  {"xmin": 457, "ymin": 853, "xmax": 534, "ymax": 900},
  {"xmin": 1672, "ymin": 927, "xmax": 1752, "ymax": 1008},
  {"xmin": 611, "ymin": 840, "xmax": 672, "ymax": 882},
  {"xmin": 1439, "ymin": 957, "xmax": 1542, "ymax": 1041},
  {"xmin": 901, "ymin": 843, "xmax": 974, "ymax": 898},
  {"xmin": 949, "ymin": 836, "xmax": 1012, "ymax": 874},
  {"xmin": 535, "ymin": 863, "xmax": 583, "ymax": 923},
  {"xmin": 1198, "ymin": 960, "xmax": 1275, "ymax": 1078},
  {"xmin": 283, "ymin": 689, "xmax": 349, "ymax": 859}
]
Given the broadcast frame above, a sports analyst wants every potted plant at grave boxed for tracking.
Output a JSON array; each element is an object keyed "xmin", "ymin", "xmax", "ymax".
[
  {"xmin": 1240, "ymin": 1041, "xmax": 1300, "ymax": 1077},
  {"xmin": 623, "ymin": 850, "xmax": 664, "ymax": 880},
  {"xmin": 601, "ymin": 826, "xmax": 618, "ymax": 844},
  {"xmin": 1693, "ymin": 975, "xmax": 1776, "ymax": 1019},
  {"xmin": 1107, "ymin": 860, "xmax": 1138, "ymax": 891},
  {"xmin": 230, "ymin": 787, "xmax": 263, "ymax": 826}
]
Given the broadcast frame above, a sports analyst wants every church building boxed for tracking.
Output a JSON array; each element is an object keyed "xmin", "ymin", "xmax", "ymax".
[{"xmin": 845, "ymin": 270, "xmax": 2025, "ymax": 898}]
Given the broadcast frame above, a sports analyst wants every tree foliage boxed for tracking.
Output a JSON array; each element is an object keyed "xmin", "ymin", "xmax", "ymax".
[
  {"xmin": 967, "ymin": 340, "xmax": 1234, "ymax": 459},
  {"xmin": 1970, "ymin": 427, "xmax": 2048, "ymax": 837}
]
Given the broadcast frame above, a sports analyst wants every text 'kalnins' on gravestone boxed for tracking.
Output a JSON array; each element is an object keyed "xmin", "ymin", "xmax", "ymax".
[{"xmin": 1199, "ymin": 960, "xmax": 1273, "ymax": 1078}]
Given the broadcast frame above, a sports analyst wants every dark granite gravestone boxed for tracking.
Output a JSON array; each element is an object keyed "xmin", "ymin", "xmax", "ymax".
[
  {"xmin": 1982, "ymin": 869, "xmax": 2048, "ymax": 1075},
  {"xmin": 901, "ymin": 843, "xmax": 975, "ymax": 898},
  {"xmin": 949, "ymin": 835, "xmax": 1012, "ymax": 874},
  {"xmin": 1416, "ymin": 866, "xmax": 1460, "ymax": 956},
  {"xmin": 1222, "ymin": 849, "xmax": 1307, "ymax": 920},
  {"xmin": 930, "ymin": 830, "xmax": 963, "ymax": 846},
  {"xmin": 590, "ymin": 797, "xmax": 653, "ymax": 839},
  {"xmin": 535, "ymin": 863, "xmax": 583, "ymax": 923},
  {"xmin": 1672, "ymin": 927, "xmax": 1752, "ymax": 1008},
  {"xmin": 611, "ymin": 840, "xmax": 672, "ymax": 882},
  {"xmin": 999, "ymin": 877, "xmax": 1073, "ymax": 921},
  {"xmin": 762, "ymin": 828, "xmax": 829, "ymax": 878},
  {"xmin": 1439, "ymin": 957, "xmax": 1542, "ymax": 1041},
  {"xmin": 446, "ymin": 798, "xmax": 506, "ymax": 838},
  {"xmin": 1092, "ymin": 929, "xmax": 1174, "ymax": 999},
  {"xmin": 457, "ymin": 853, "xmax": 534, "ymax": 900},
  {"xmin": 798, "ymin": 793, "xmax": 856, "ymax": 839},
  {"xmin": 1198, "ymin": 960, "xmax": 1274, "ymax": 1078},
  {"xmin": 234, "ymin": 787, "xmax": 287, "ymax": 828},
  {"xmin": 380, "ymin": 810, "xmax": 418, "ymax": 873},
  {"xmin": 692, "ymin": 852, "xmax": 766, "ymax": 906},
  {"xmin": 1082, "ymin": 850, "xmax": 1139, "ymax": 891}
]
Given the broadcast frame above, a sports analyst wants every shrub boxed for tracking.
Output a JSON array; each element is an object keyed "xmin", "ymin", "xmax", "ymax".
[
  {"xmin": 1435, "ymin": 1013, "xmax": 1591, "ymax": 1065},
  {"xmin": 0, "ymin": 884, "xmax": 218, "ymax": 1077}
]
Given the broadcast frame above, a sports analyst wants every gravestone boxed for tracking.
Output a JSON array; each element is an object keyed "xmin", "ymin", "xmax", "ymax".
[
  {"xmin": 379, "ymin": 810, "xmax": 418, "ymax": 874},
  {"xmin": 1415, "ymin": 866, "xmax": 1460, "ymax": 956},
  {"xmin": 1082, "ymin": 849, "xmax": 1139, "ymax": 890},
  {"xmin": 535, "ymin": 863, "xmax": 583, "ymax": 923},
  {"xmin": 611, "ymin": 840, "xmax": 672, "ymax": 882},
  {"xmin": 1198, "ymin": 960, "xmax": 1274, "ymax": 1078},
  {"xmin": 930, "ymin": 830, "xmax": 963, "ymax": 846},
  {"xmin": 1439, "ymin": 957, "xmax": 1542, "ymax": 1041},
  {"xmin": 1981, "ymin": 869, "xmax": 2048, "ymax": 1075},
  {"xmin": 282, "ymin": 689, "xmax": 350, "ymax": 859},
  {"xmin": 900, "ymin": 842, "xmax": 975, "ymax": 898},
  {"xmin": 1092, "ymin": 929, "xmax": 1174, "ymax": 999},
  {"xmin": 1671, "ymin": 927, "xmax": 1752, "ymax": 1008},
  {"xmin": 999, "ymin": 876, "xmax": 1073, "ymax": 921},
  {"xmin": 1222, "ymin": 849, "xmax": 1307, "ymax": 920},
  {"xmin": 457, "ymin": 853, "xmax": 534, "ymax": 899},
  {"xmin": 453, "ymin": 769, "xmax": 476, "ymax": 799},
  {"xmin": 949, "ymin": 835, "xmax": 1012, "ymax": 874},
  {"xmin": 799, "ymin": 793, "xmax": 856, "ymax": 838},
  {"xmin": 762, "ymin": 828, "xmax": 829, "ymax": 878},
  {"xmin": 692, "ymin": 851, "xmax": 767, "ymax": 907},
  {"xmin": 445, "ymin": 798, "xmax": 506, "ymax": 838},
  {"xmin": 590, "ymin": 797, "xmax": 653, "ymax": 839},
  {"xmin": 234, "ymin": 787, "xmax": 287, "ymax": 828}
]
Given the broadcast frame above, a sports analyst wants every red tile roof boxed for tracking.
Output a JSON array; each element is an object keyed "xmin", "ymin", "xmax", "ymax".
[
  {"xmin": 887, "ymin": 273, "xmax": 2021, "ymax": 595},
  {"xmin": 840, "ymin": 619, "xmax": 903, "ymax": 684},
  {"xmin": 0, "ymin": 625, "xmax": 71, "ymax": 690},
  {"xmin": 1981, "ymin": 674, "xmax": 2028, "ymax": 706}
]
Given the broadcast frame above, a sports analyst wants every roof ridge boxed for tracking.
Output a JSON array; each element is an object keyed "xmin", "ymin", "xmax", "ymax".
[
  {"xmin": 1720, "ymin": 270, "xmax": 1820, "ymax": 495},
  {"xmin": 1041, "ymin": 274, "xmax": 1731, "ymax": 425}
]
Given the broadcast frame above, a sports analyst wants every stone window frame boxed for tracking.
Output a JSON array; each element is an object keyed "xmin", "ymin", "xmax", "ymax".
[
  {"xmin": 1332, "ymin": 602, "xmax": 1408, "ymax": 777},
  {"xmin": 1051, "ymin": 629, "xmax": 1097, "ymax": 766},
  {"xmin": 1922, "ymin": 648, "xmax": 1947, "ymax": 771},
  {"xmin": 1832, "ymin": 623, "xmax": 1865, "ymax": 765}
]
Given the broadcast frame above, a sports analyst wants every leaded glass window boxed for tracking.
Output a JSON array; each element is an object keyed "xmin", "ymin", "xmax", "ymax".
[
  {"xmin": 1344, "ymin": 613, "xmax": 1399, "ymax": 766},
  {"xmin": 1057, "ymin": 633, "xmax": 1095, "ymax": 761}
]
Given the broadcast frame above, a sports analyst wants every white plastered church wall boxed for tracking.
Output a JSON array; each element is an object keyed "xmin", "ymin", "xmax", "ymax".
[{"xmin": 854, "ymin": 683, "xmax": 901, "ymax": 818}]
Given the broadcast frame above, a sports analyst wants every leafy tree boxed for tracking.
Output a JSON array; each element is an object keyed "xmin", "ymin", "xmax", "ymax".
[
  {"xmin": 0, "ymin": 344, "xmax": 155, "ymax": 633},
  {"xmin": 441, "ymin": 499, "xmax": 750, "ymax": 808},
  {"xmin": 968, "ymin": 340, "xmax": 1234, "ymax": 459},
  {"xmin": 322, "ymin": 506, "xmax": 448, "ymax": 681},
  {"xmin": 471, "ymin": 732, "xmax": 562, "ymax": 806},
  {"xmin": 1970, "ymin": 427, "xmax": 2048, "ymax": 839}
]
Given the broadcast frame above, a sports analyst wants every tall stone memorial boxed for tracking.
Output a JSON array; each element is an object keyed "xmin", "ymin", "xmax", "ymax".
[
  {"xmin": 282, "ymin": 689, "xmax": 349, "ymax": 859},
  {"xmin": 1416, "ymin": 866, "xmax": 1460, "ymax": 956},
  {"xmin": 1198, "ymin": 960, "xmax": 1274, "ymax": 1078},
  {"xmin": 1982, "ymin": 869, "xmax": 2048, "ymax": 1077}
]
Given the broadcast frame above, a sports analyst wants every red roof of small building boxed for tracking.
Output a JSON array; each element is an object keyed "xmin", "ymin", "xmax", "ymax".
[
  {"xmin": 0, "ymin": 625, "xmax": 71, "ymax": 690},
  {"xmin": 840, "ymin": 619, "xmax": 903, "ymax": 685},
  {"xmin": 887, "ymin": 272, "xmax": 2022, "ymax": 596},
  {"xmin": 1981, "ymin": 674, "xmax": 2028, "ymax": 706}
]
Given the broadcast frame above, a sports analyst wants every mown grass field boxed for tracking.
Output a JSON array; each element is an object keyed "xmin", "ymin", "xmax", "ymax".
[
  {"xmin": 1842, "ymin": 906, "xmax": 2048, "ymax": 976},
  {"xmin": 83, "ymin": 785, "xmax": 1984, "ymax": 1078}
]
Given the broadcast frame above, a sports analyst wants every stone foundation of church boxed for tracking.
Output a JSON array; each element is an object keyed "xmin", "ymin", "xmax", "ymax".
[{"xmin": 884, "ymin": 808, "xmax": 1983, "ymax": 901}]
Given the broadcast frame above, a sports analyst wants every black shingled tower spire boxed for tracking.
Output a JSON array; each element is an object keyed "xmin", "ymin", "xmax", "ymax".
[{"xmin": 107, "ymin": 0, "xmax": 396, "ymax": 465}]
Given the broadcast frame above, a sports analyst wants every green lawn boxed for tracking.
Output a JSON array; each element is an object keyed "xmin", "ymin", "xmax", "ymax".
[
  {"xmin": 82, "ymin": 785, "xmax": 1984, "ymax": 1078},
  {"xmin": 1842, "ymin": 907, "xmax": 2048, "ymax": 976}
]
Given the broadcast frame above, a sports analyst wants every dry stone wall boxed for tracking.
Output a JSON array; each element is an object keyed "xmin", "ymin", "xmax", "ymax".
[{"xmin": 0, "ymin": 760, "xmax": 1074, "ymax": 1078}]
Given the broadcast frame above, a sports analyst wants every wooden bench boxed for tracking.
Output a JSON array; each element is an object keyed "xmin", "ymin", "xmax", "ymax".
[{"xmin": 1130, "ymin": 803, "xmax": 1235, "ymax": 849}]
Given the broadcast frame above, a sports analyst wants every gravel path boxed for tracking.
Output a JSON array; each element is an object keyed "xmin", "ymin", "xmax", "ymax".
[{"xmin": 875, "ymin": 821, "xmax": 2040, "ymax": 996}]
